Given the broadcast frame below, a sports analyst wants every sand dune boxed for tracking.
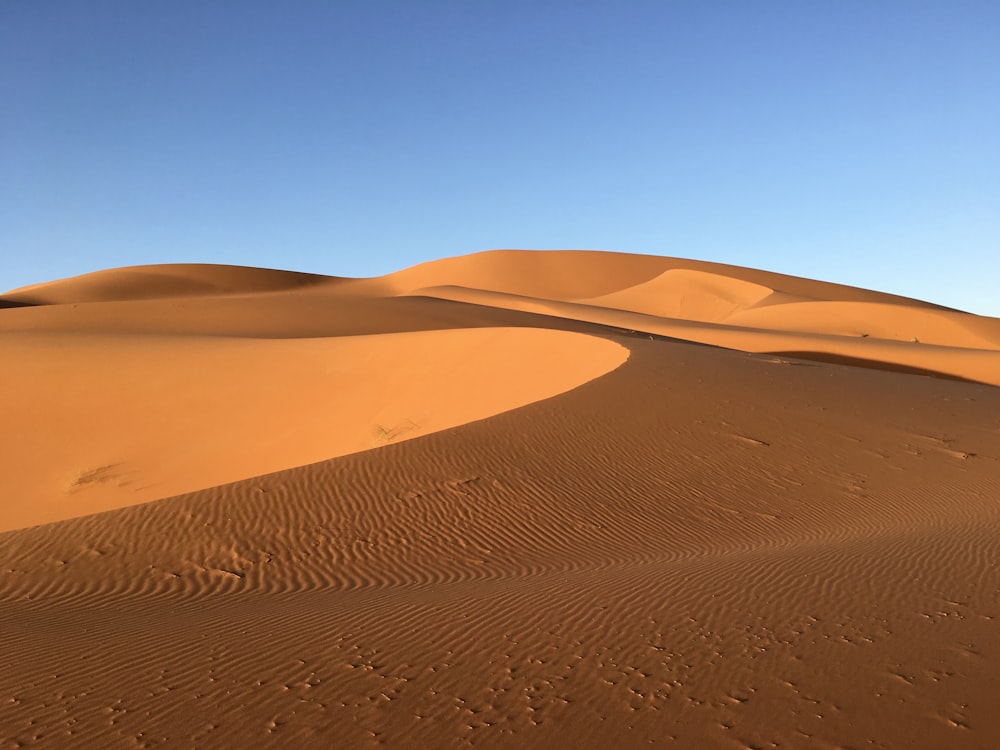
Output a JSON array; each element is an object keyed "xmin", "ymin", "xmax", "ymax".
[
  {"xmin": 1, "ymin": 328, "xmax": 625, "ymax": 530},
  {"xmin": 2, "ymin": 250, "xmax": 1000, "ymax": 749},
  {"xmin": 1, "ymin": 263, "xmax": 331, "ymax": 305}
]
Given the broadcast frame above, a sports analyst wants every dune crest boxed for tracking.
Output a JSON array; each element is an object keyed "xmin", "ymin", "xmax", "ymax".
[
  {"xmin": 378, "ymin": 250, "xmax": 1000, "ymax": 386},
  {"xmin": 1, "ymin": 263, "xmax": 331, "ymax": 305}
]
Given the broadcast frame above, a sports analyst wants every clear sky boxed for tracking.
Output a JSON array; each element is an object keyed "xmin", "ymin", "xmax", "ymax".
[{"xmin": 3, "ymin": 1, "xmax": 998, "ymax": 315}]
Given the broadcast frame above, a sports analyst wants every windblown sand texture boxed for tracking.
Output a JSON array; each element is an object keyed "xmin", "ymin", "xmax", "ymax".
[{"xmin": 2, "ymin": 249, "xmax": 1000, "ymax": 749}]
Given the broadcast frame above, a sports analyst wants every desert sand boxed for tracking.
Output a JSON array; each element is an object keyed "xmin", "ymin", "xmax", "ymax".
[{"xmin": 2, "ymin": 249, "xmax": 1000, "ymax": 749}]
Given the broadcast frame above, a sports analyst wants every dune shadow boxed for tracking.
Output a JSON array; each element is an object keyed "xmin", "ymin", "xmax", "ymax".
[
  {"xmin": 767, "ymin": 351, "xmax": 985, "ymax": 386},
  {"xmin": 0, "ymin": 299, "xmax": 35, "ymax": 309}
]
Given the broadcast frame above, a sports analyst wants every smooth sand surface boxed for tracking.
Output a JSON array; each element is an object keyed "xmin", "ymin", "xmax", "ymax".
[
  {"xmin": 1, "ymin": 328, "xmax": 625, "ymax": 530},
  {"xmin": 2, "ymin": 250, "xmax": 1000, "ymax": 748}
]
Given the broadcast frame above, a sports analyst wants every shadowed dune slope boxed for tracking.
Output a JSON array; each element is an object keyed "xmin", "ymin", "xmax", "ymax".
[
  {"xmin": 2, "ymin": 250, "xmax": 1000, "ymax": 749},
  {"xmin": 3, "ymin": 334, "xmax": 1000, "ymax": 749}
]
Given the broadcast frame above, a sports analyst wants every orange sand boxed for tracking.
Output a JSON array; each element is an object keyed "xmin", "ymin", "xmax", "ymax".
[{"xmin": 2, "ymin": 250, "xmax": 999, "ymax": 748}]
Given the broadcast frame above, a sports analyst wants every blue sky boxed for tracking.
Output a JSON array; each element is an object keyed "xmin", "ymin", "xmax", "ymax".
[{"xmin": 3, "ymin": 1, "xmax": 998, "ymax": 314}]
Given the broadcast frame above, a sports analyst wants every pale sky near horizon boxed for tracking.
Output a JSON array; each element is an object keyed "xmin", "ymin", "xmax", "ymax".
[{"xmin": 3, "ymin": 1, "xmax": 998, "ymax": 315}]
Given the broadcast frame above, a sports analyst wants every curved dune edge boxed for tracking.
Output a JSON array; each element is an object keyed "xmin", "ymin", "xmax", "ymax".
[
  {"xmin": 407, "ymin": 285, "xmax": 1000, "ymax": 387},
  {"xmin": 0, "ymin": 327, "xmax": 627, "ymax": 531}
]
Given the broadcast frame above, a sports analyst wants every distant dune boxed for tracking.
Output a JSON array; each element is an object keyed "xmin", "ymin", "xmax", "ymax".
[{"xmin": 2, "ymin": 250, "xmax": 999, "ymax": 748}]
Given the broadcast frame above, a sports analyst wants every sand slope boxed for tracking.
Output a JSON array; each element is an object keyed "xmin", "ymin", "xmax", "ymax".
[
  {"xmin": 2, "ymin": 250, "xmax": 1000, "ymax": 749},
  {"xmin": 1, "ymin": 328, "xmax": 625, "ymax": 530}
]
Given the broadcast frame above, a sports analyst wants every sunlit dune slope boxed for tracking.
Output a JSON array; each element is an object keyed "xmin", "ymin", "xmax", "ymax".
[{"xmin": 0, "ymin": 328, "xmax": 625, "ymax": 530}]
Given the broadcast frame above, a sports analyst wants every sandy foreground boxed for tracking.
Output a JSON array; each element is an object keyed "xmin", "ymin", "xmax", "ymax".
[{"xmin": 2, "ymin": 249, "xmax": 1000, "ymax": 749}]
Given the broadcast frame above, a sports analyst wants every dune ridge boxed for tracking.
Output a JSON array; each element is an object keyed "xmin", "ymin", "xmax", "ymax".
[
  {"xmin": 0, "ymin": 263, "xmax": 332, "ymax": 305},
  {"xmin": 381, "ymin": 251, "xmax": 1000, "ymax": 383},
  {"xmin": 2, "ymin": 249, "xmax": 1000, "ymax": 749}
]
